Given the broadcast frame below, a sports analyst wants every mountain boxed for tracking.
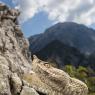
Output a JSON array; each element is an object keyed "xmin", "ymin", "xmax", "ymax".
[
  {"xmin": 29, "ymin": 22, "xmax": 95, "ymax": 69},
  {"xmin": 29, "ymin": 22, "xmax": 95, "ymax": 54}
]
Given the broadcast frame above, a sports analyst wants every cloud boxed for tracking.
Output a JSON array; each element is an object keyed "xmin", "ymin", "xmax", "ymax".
[{"xmin": 12, "ymin": 0, "xmax": 95, "ymax": 25}]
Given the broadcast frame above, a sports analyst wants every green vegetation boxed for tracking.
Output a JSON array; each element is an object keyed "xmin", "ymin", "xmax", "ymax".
[{"xmin": 64, "ymin": 65, "xmax": 95, "ymax": 95}]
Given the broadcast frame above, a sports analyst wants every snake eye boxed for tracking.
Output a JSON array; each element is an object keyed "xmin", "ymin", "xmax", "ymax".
[{"xmin": 44, "ymin": 63, "xmax": 50, "ymax": 68}]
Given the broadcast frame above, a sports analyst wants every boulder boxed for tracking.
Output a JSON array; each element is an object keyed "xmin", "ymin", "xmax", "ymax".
[
  {"xmin": 20, "ymin": 86, "xmax": 39, "ymax": 95},
  {"xmin": 10, "ymin": 73, "xmax": 22, "ymax": 94},
  {"xmin": 0, "ymin": 3, "xmax": 34, "ymax": 95}
]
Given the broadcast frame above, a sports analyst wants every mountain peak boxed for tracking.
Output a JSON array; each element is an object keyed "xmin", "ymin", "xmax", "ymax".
[{"xmin": 29, "ymin": 22, "xmax": 95, "ymax": 54}]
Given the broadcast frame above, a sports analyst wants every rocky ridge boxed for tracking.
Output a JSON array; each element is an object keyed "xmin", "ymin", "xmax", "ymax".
[
  {"xmin": 0, "ymin": 3, "xmax": 88, "ymax": 95},
  {"xmin": 0, "ymin": 3, "xmax": 35, "ymax": 95}
]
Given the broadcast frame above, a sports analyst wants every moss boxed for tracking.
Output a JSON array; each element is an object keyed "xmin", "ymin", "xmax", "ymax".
[{"xmin": 64, "ymin": 65, "xmax": 76, "ymax": 77}]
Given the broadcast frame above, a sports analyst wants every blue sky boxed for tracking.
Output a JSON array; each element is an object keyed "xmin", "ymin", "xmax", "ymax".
[
  {"xmin": 0, "ymin": 0, "xmax": 53, "ymax": 37},
  {"xmin": 1, "ymin": 0, "xmax": 95, "ymax": 37},
  {"xmin": 21, "ymin": 12, "xmax": 53, "ymax": 37},
  {"xmin": 0, "ymin": 0, "xmax": 14, "ymax": 7}
]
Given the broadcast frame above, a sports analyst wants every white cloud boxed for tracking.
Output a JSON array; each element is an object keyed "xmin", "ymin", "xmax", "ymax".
[{"xmin": 12, "ymin": 0, "xmax": 95, "ymax": 25}]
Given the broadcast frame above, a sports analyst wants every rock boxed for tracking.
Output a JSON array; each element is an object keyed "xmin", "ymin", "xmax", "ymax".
[
  {"xmin": 0, "ymin": 77, "xmax": 11, "ymax": 95},
  {"xmin": 20, "ymin": 86, "xmax": 39, "ymax": 95},
  {"xmin": 0, "ymin": 3, "xmax": 20, "ymax": 23},
  {"xmin": 10, "ymin": 73, "xmax": 22, "ymax": 95},
  {"xmin": 0, "ymin": 63, "xmax": 11, "ymax": 95},
  {"xmin": 0, "ymin": 3, "xmax": 8, "ymax": 11},
  {"xmin": 0, "ymin": 3, "xmax": 34, "ymax": 95},
  {"xmin": 14, "ymin": 25, "xmax": 23, "ymax": 37},
  {"xmin": 23, "ymin": 72, "xmax": 50, "ymax": 95}
]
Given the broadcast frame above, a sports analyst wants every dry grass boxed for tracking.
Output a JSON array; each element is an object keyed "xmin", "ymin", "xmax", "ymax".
[{"xmin": 22, "ymin": 73, "xmax": 49, "ymax": 91}]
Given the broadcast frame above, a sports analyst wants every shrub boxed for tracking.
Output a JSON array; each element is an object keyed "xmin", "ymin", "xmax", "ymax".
[{"xmin": 63, "ymin": 65, "xmax": 95, "ymax": 95}]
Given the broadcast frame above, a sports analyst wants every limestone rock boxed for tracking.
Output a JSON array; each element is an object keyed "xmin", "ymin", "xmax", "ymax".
[
  {"xmin": 0, "ymin": 77, "xmax": 11, "ymax": 95},
  {"xmin": 0, "ymin": 3, "xmax": 8, "ymax": 11},
  {"xmin": 10, "ymin": 73, "xmax": 22, "ymax": 95},
  {"xmin": 20, "ymin": 86, "xmax": 39, "ymax": 95},
  {"xmin": 0, "ymin": 58, "xmax": 11, "ymax": 95},
  {"xmin": 0, "ymin": 3, "xmax": 33, "ymax": 95}
]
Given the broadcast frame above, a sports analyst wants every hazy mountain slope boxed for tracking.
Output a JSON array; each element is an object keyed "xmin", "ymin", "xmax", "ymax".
[
  {"xmin": 29, "ymin": 22, "xmax": 95, "ymax": 70},
  {"xmin": 34, "ymin": 40, "xmax": 87, "ymax": 68},
  {"xmin": 29, "ymin": 22, "xmax": 95, "ymax": 54}
]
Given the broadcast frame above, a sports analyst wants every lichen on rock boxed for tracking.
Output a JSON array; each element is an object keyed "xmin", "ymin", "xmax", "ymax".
[{"xmin": 0, "ymin": 2, "xmax": 33, "ymax": 95}]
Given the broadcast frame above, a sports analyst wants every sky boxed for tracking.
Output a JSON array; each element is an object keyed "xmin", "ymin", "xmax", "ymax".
[{"xmin": 0, "ymin": 0, "xmax": 95, "ymax": 37}]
